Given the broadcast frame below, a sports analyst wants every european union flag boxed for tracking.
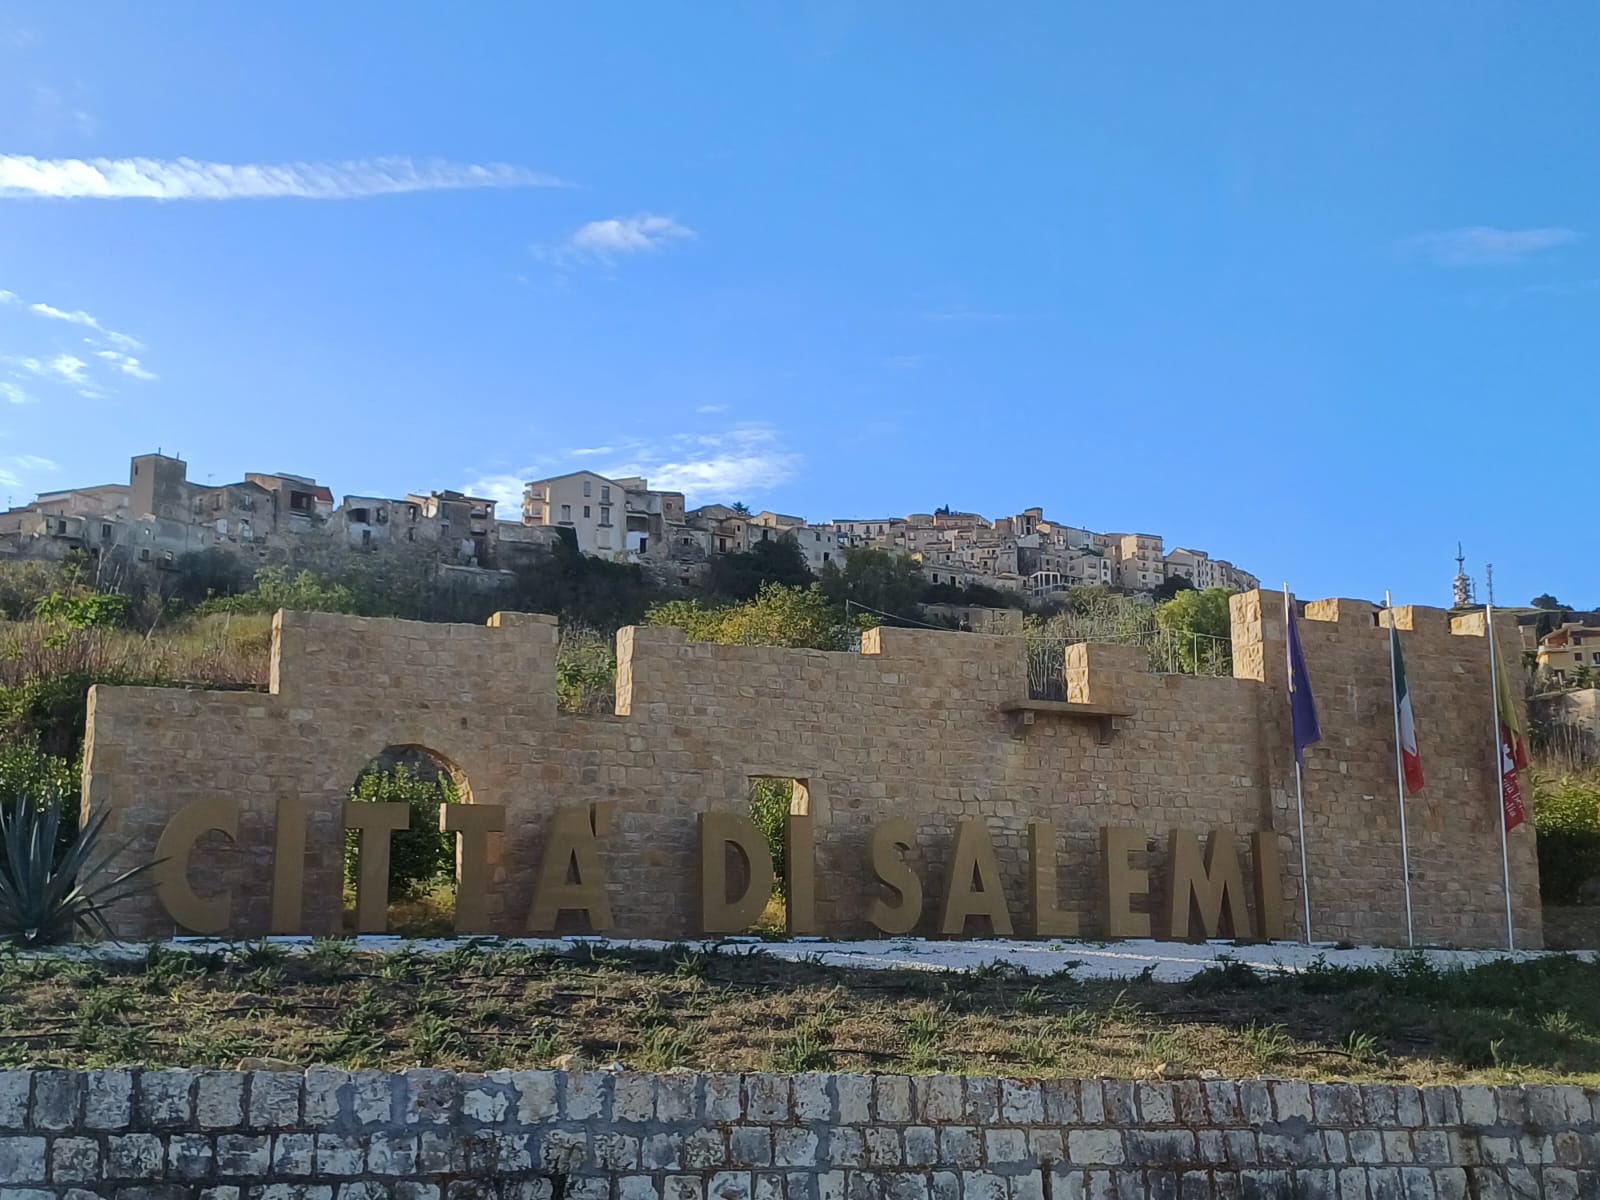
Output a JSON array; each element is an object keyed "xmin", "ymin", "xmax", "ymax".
[{"xmin": 1287, "ymin": 601, "xmax": 1322, "ymax": 766}]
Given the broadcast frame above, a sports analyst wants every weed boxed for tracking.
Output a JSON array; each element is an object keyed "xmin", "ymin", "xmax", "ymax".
[
  {"xmin": 1239, "ymin": 1022, "xmax": 1294, "ymax": 1066},
  {"xmin": 636, "ymin": 1024, "xmax": 699, "ymax": 1070},
  {"xmin": 771, "ymin": 1028, "xmax": 829, "ymax": 1072},
  {"xmin": 1186, "ymin": 957, "xmax": 1262, "ymax": 995},
  {"xmin": 411, "ymin": 1014, "xmax": 464, "ymax": 1065}
]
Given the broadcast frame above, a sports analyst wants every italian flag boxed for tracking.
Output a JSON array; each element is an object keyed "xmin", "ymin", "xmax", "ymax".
[{"xmin": 1391, "ymin": 624, "xmax": 1425, "ymax": 794}]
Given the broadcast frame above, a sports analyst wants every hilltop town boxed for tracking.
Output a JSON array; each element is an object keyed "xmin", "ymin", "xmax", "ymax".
[{"xmin": 0, "ymin": 452, "xmax": 1259, "ymax": 601}]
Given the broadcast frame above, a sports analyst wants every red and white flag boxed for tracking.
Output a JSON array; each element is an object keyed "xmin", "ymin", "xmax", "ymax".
[{"xmin": 1390, "ymin": 623, "xmax": 1424, "ymax": 793}]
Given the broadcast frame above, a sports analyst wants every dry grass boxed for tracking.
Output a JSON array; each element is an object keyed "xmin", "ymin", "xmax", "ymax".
[
  {"xmin": 2, "ymin": 943, "xmax": 1597, "ymax": 1084},
  {"xmin": 0, "ymin": 613, "xmax": 271, "ymax": 691}
]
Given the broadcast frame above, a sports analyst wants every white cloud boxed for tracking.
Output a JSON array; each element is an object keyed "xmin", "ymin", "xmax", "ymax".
[
  {"xmin": 540, "ymin": 213, "xmax": 696, "ymax": 267},
  {"xmin": 0, "ymin": 381, "xmax": 31, "ymax": 405},
  {"xmin": 0, "ymin": 289, "xmax": 16, "ymax": 304},
  {"xmin": 569, "ymin": 446, "xmax": 616, "ymax": 457},
  {"xmin": 600, "ymin": 426, "xmax": 800, "ymax": 502},
  {"xmin": 460, "ymin": 473, "xmax": 528, "ymax": 511},
  {"xmin": 8, "ymin": 454, "xmax": 54, "ymax": 471},
  {"xmin": 46, "ymin": 354, "xmax": 88, "ymax": 384},
  {"xmin": 1405, "ymin": 226, "xmax": 1580, "ymax": 267},
  {"xmin": 94, "ymin": 349, "xmax": 156, "ymax": 380},
  {"xmin": 0, "ymin": 155, "xmax": 566, "ymax": 201},
  {"xmin": 695, "ymin": 404, "xmax": 727, "ymax": 414}
]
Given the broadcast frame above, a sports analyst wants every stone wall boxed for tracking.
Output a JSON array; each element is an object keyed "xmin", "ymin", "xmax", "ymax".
[
  {"xmin": 2, "ymin": 1068, "xmax": 1597, "ymax": 1199},
  {"xmin": 81, "ymin": 591, "xmax": 1542, "ymax": 947}
]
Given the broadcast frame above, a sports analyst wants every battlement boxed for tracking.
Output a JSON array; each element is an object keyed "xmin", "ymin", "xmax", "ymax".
[{"xmin": 83, "ymin": 591, "xmax": 1540, "ymax": 947}]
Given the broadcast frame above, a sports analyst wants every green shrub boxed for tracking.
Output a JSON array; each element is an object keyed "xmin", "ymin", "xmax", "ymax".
[
  {"xmin": 343, "ymin": 765, "xmax": 461, "ymax": 902},
  {"xmin": 1533, "ymin": 773, "xmax": 1600, "ymax": 905},
  {"xmin": 0, "ymin": 739, "xmax": 79, "ymax": 864},
  {"xmin": 749, "ymin": 778, "xmax": 792, "ymax": 895}
]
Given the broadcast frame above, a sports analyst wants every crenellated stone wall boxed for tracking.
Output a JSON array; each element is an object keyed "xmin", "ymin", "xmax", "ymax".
[
  {"xmin": 80, "ymin": 592, "xmax": 1542, "ymax": 947},
  {"xmin": 1, "ymin": 1067, "xmax": 1596, "ymax": 1199}
]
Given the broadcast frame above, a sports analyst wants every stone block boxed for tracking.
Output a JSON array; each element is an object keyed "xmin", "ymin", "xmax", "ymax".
[
  {"xmin": 1238, "ymin": 1082, "xmax": 1272, "ymax": 1128},
  {"xmin": 961, "ymin": 1172, "xmax": 1006, "ymax": 1200},
  {"xmin": 665, "ymin": 1178, "xmax": 705, "ymax": 1200},
  {"xmin": 597, "ymin": 1131, "xmax": 642, "ymax": 1170},
  {"xmin": 566, "ymin": 1071, "xmax": 612, "ymax": 1121},
  {"xmin": 1457, "ymin": 1087, "xmax": 1495, "ymax": 1129},
  {"xmin": 215, "ymin": 1134, "xmax": 272, "ymax": 1178},
  {"xmin": 705, "ymin": 1074, "xmax": 744, "ymax": 1122},
  {"xmin": 352, "ymin": 1072, "xmax": 395, "ymax": 1127},
  {"xmin": 168, "ymin": 1133, "xmax": 215, "ymax": 1181},
  {"xmin": 0, "ymin": 1137, "xmax": 47, "ymax": 1183},
  {"xmin": 1204, "ymin": 1081, "xmax": 1242, "ymax": 1125},
  {"xmin": 837, "ymin": 1075, "xmax": 873, "ymax": 1125},
  {"xmin": 1043, "ymin": 1080, "xmax": 1080, "ymax": 1125},
  {"xmin": 315, "ymin": 1133, "xmax": 366, "ymax": 1176},
  {"xmin": 1002, "ymin": 1080, "xmax": 1043, "ymax": 1125},
  {"xmin": 271, "ymin": 1133, "xmax": 315, "ymax": 1176},
  {"xmin": 747, "ymin": 1074, "xmax": 792, "ymax": 1123},
  {"xmin": 86, "ymin": 1070, "xmax": 135, "ymax": 1131},
  {"xmin": 620, "ymin": 1176, "xmax": 662, "ymax": 1200},
  {"xmin": 303, "ymin": 1068, "xmax": 349, "ymax": 1125},
  {"xmin": 659, "ymin": 1074, "xmax": 698, "ymax": 1123},
  {"xmin": 683, "ymin": 1127, "xmax": 726, "ymax": 1169},
  {"xmin": 984, "ymin": 1128, "xmax": 1030, "ymax": 1164},
  {"xmin": 1271, "ymin": 1082, "xmax": 1313, "ymax": 1122},
  {"xmin": 50, "ymin": 1135, "xmax": 102, "ymax": 1183},
  {"xmin": 1313, "ymin": 1084, "xmax": 1361, "ymax": 1126},
  {"xmin": 939, "ymin": 1126, "xmax": 982, "ymax": 1168},
  {"xmin": 0, "ymin": 1075, "xmax": 29, "ymax": 1131},
  {"xmin": 1136, "ymin": 1084, "xmax": 1175, "ymax": 1125},
  {"xmin": 196, "ymin": 1073, "xmax": 246, "ymax": 1129},
  {"xmin": 108, "ymin": 1133, "xmax": 167, "ymax": 1181},
  {"xmin": 368, "ymin": 1132, "xmax": 419, "ymax": 1175},
  {"xmin": 729, "ymin": 1127, "xmax": 773, "ymax": 1167},
  {"xmin": 876, "ymin": 1076, "xmax": 913, "ymax": 1125},
  {"xmin": 917, "ymin": 1076, "xmax": 964, "ymax": 1124},
  {"xmin": 247, "ymin": 1073, "xmax": 302, "ymax": 1129},
  {"xmin": 614, "ymin": 1073, "xmax": 656, "ymax": 1122},
  {"xmin": 645, "ymin": 1132, "xmax": 684, "ymax": 1169},
  {"xmin": 1068, "ymin": 1130, "xmax": 1125, "ymax": 1166},
  {"xmin": 29, "ymin": 1071, "xmax": 80, "ymax": 1130},
  {"xmin": 775, "ymin": 1128, "xmax": 821, "ymax": 1168},
  {"xmin": 1423, "ymin": 1089, "xmax": 1460, "ymax": 1128},
  {"xmin": 865, "ymin": 1126, "xmax": 903, "ymax": 1166},
  {"xmin": 707, "ymin": 1171, "xmax": 752, "ymax": 1200},
  {"xmin": 965, "ymin": 1078, "xmax": 1001, "ymax": 1125}
]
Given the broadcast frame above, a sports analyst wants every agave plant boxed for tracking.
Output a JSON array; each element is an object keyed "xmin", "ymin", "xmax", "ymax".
[{"xmin": 0, "ymin": 792, "xmax": 159, "ymax": 947}]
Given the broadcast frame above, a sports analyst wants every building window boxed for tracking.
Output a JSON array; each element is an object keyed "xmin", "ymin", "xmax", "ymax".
[
  {"xmin": 101, "ymin": 524, "xmax": 112, "ymax": 540},
  {"xmin": 560, "ymin": 504, "xmax": 572, "ymax": 522},
  {"xmin": 583, "ymin": 505, "xmax": 591, "ymax": 519},
  {"xmin": 583, "ymin": 480, "xmax": 592, "ymax": 497},
  {"xmin": 600, "ymin": 485, "xmax": 610, "ymax": 502},
  {"xmin": 599, "ymin": 506, "xmax": 611, "ymax": 526},
  {"xmin": 139, "ymin": 548, "xmax": 150, "ymax": 561}
]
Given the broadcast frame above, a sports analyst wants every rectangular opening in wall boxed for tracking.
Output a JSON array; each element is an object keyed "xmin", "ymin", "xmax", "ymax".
[{"xmin": 747, "ymin": 776, "xmax": 809, "ymax": 928}]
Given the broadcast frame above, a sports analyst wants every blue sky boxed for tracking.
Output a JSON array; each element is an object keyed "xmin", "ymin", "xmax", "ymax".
[{"xmin": 1, "ymin": 3, "xmax": 1593, "ymax": 609}]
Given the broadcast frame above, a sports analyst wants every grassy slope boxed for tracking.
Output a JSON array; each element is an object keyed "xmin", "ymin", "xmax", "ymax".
[{"xmin": 2, "ymin": 942, "xmax": 1597, "ymax": 1084}]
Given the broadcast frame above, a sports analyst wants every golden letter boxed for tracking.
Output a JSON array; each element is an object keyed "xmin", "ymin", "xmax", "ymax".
[
  {"xmin": 444, "ymin": 804, "xmax": 506, "ymax": 935},
  {"xmin": 1101, "ymin": 826, "xmax": 1151, "ymax": 939},
  {"xmin": 1028, "ymin": 821, "xmax": 1080, "ymax": 938},
  {"xmin": 786, "ymin": 814, "xmax": 818, "ymax": 935},
  {"xmin": 939, "ymin": 820, "xmax": 1014, "ymax": 936},
  {"xmin": 529, "ymin": 807, "xmax": 614, "ymax": 933},
  {"xmin": 269, "ymin": 795, "xmax": 308, "ymax": 935},
  {"xmin": 698, "ymin": 811, "xmax": 774, "ymax": 934},
  {"xmin": 153, "ymin": 796, "xmax": 240, "ymax": 935},
  {"xmin": 344, "ymin": 801, "xmax": 410, "ymax": 934},
  {"xmin": 867, "ymin": 818, "xmax": 923, "ymax": 935},
  {"xmin": 1166, "ymin": 829, "xmax": 1249, "ymax": 941},
  {"xmin": 1251, "ymin": 831, "xmax": 1287, "ymax": 941}
]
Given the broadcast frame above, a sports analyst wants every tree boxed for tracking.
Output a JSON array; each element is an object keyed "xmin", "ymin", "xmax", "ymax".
[
  {"xmin": 645, "ymin": 583, "xmax": 850, "ymax": 651},
  {"xmin": 1532, "ymin": 594, "xmax": 1571, "ymax": 611},
  {"xmin": 1153, "ymin": 576, "xmax": 1197, "ymax": 602},
  {"xmin": 707, "ymin": 535, "xmax": 812, "ymax": 602},
  {"xmin": 507, "ymin": 527, "xmax": 650, "ymax": 632},
  {"xmin": 730, "ymin": 501, "xmax": 752, "ymax": 516},
  {"xmin": 1155, "ymin": 587, "xmax": 1235, "ymax": 673},
  {"xmin": 818, "ymin": 548, "xmax": 925, "ymax": 624}
]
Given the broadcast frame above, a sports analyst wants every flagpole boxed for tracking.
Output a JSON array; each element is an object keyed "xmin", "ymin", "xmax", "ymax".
[
  {"xmin": 1487, "ymin": 602, "xmax": 1515, "ymax": 952},
  {"xmin": 1284, "ymin": 584, "xmax": 1312, "ymax": 945},
  {"xmin": 1385, "ymin": 591, "xmax": 1416, "ymax": 948}
]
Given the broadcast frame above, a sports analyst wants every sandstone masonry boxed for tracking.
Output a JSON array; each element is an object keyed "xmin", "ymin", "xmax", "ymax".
[
  {"xmin": 81, "ymin": 591, "xmax": 1542, "ymax": 947},
  {"xmin": 0, "ymin": 1068, "xmax": 1596, "ymax": 1200}
]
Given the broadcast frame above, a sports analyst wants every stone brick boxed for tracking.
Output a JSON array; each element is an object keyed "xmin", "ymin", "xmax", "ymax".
[
  {"xmin": 1313, "ymin": 1084, "xmax": 1361, "ymax": 1126},
  {"xmin": 747, "ymin": 1074, "xmax": 791, "ymax": 1123},
  {"xmin": 141, "ymin": 1070, "xmax": 196, "ymax": 1128},
  {"xmin": 644, "ymin": 1132, "xmax": 683, "ymax": 1169},
  {"xmin": 614, "ymin": 1073, "xmax": 656, "ymax": 1122},
  {"xmin": 566, "ymin": 1071, "xmax": 612, "ymax": 1121},
  {"xmin": 247, "ymin": 1073, "xmax": 301, "ymax": 1129},
  {"xmin": 705, "ymin": 1074, "xmax": 744, "ymax": 1122},
  {"xmin": 1068, "ymin": 1130, "xmax": 1125, "ymax": 1166},
  {"xmin": 1238, "ymin": 1081, "xmax": 1272, "ymax": 1128},
  {"xmin": 167, "ymin": 1133, "xmax": 215, "ymax": 1181},
  {"xmin": 620, "ymin": 1176, "xmax": 662, "ymax": 1200},
  {"xmin": 961, "ymin": 1172, "xmax": 1006, "ymax": 1200},
  {"xmin": 335, "ymin": 1185, "xmax": 389, "ymax": 1200},
  {"xmin": 0, "ymin": 1074, "xmax": 29, "ymax": 1131},
  {"xmin": 1204, "ymin": 1081, "xmax": 1241, "ymax": 1125},
  {"xmin": 940, "ymin": 1126, "xmax": 982, "ymax": 1168},
  {"xmin": 196, "ymin": 1073, "xmax": 246, "ymax": 1130},
  {"xmin": 683, "ymin": 1127, "xmax": 726, "ymax": 1169},
  {"xmin": 1382, "ymin": 1132, "xmax": 1414, "ymax": 1164},
  {"xmin": 50, "ymin": 1135, "xmax": 102, "ymax": 1183},
  {"xmin": 965, "ymin": 1078, "xmax": 1000, "ymax": 1125},
  {"xmin": 865, "ymin": 1126, "xmax": 902, "ymax": 1167},
  {"xmin": 402, "ymin": 1070, "xmax": 458, "ymax": 1126},
  {"xmin": 315, "ymin": 1133, "xmax": 366, "ymax": 1176},
  {"xmin": 1423, "ymin": 1089, "xmax": 1460, "ymax": 1128},
  {"xmin": 1043, "ymin": 1080, "xmax": 1080, "ymax": 1125},
  {"xmin": 271, "ymin": 1133, "xmax": 315, "ymax": 1176},
  {"xmin": 1272, "ymin": 1082, "xmax": 1313, "ymax": 1122},
  {"xmin": 1001, "ymin": 1080, "xmax": 1043, "ymax": 1125},
  {"xmin": 215, "ymin": 1134, "xmax": 272, "ymax": 1178},
  {"xmin": 1337, "ymin": 1167, "xmax": 1369, "ymax": 1199},
  {"xmin": 1393, "ymin": 1088, "xmax": 1424, "ymax": 1128},
  {"xmin": 666, "ymin": 1178, "xmax": 705, "ymax": 1200},
  {"xmin": 85, "ymin": 1070, "xmax": 135, "ymax": 1131},
  {"xmin": 659, "ymin": 1074, "xmax": 698, "ymax": 1123},
  {"xmin": 459, "ymin": 1073, "xmax": 511, "ymax": 1124},
  {"xmin": 303, "ymin": 1068, "xmax": 348, "ymax": 1124},
  {"xmin": 875, "ymin": 1076, "xmax": 913, "ymax": 1125},
  {"xmin": 1457, "ymin": 1087, "xmax": 1496, "ymax": 1129},
  {"xmin": 984, "ymin": 1128, "xmax": 1030, "ymax": 1164},
  {"xmin": 1136, "ymin": 1084, "xmax": 1176, "ymax": 1125},
  {"xmin": 1029, "ymin": 1128, "xmax": 1065, "ymax": 1166},
  {"xmin": 541, "ymin": 1127, "xmax": 588, "ymax": 1173},
  {"xmin": 368, "ymin": 1132, "xmax": 418, "ymax": 1175},
  {"xmin": 708, "ymin": 1171, "xmax": 752, "ymax": 1200},
  {"xmin": 729, "ymin": 1127, "xmax": 773, "ymax": 1167},
  {"xmin": 1100, "ymin": 1082, "xmax": 1135, "ymax": 1125},
  {"xmin": 107, "ymin": 1133, "xmax": 167, "ymax": 1181},
  {"xmin": 775, "ymin": 1128, "xmax": 821, "ymax": 1168},
  {"xmin": 29, "ymin": 1071, "xmax": 80, "ymax": 1130},
  {"xmin": 597, "ymin": 1131, "xmax": 642, "ymax": 1170},
  {"xmin": 0, "ymin": 1137, "xmax": 47, "ymax": 1183},
  {"xmin": 915, "ymin": 1076, "xmax": 963, "ymax": 1124},
  {"xmin": 395, "ymin": 1185, "xmax": 438, "ymax": 1200},
  {"xmin": 1077, "ymin": 1082, "xmax": 1105, "ymax": 1125},
  {"xmin": 351, "ymin": 1072, "xmax": 394, "ymax": 1127}
]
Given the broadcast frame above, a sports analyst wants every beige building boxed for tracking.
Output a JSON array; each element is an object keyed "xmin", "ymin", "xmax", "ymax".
[
  {"xmin": 1112, "ymin": 533, "xmax": 1165, "ymax": 591},
  {"xmin": 1538, "ymin": 623, "xmax": 1600, "ymax": 682},
  {"xmin": 522, "ymin": 471, "xmax": 625, "ymax": 557}
]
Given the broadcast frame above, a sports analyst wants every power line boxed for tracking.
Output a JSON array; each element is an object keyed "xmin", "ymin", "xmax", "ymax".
[{"xmin": 843, "ymin": 599, "xmax": 952, "ymax": 631}]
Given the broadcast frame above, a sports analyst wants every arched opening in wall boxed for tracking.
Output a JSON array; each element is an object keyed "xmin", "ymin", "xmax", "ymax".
[
  {"xmin": 344, "ymin": 745, "xmax": 470, "ymax": 936},
  {"xmin": 747, "ymin": 777, "xmax": 809, "ymax": 933}
]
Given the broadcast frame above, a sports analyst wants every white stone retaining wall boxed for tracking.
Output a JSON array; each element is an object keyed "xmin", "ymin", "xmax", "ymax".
[{"xmin": 0, "ymin": 1069, "xmax": 1596, "ymax": 1200}]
